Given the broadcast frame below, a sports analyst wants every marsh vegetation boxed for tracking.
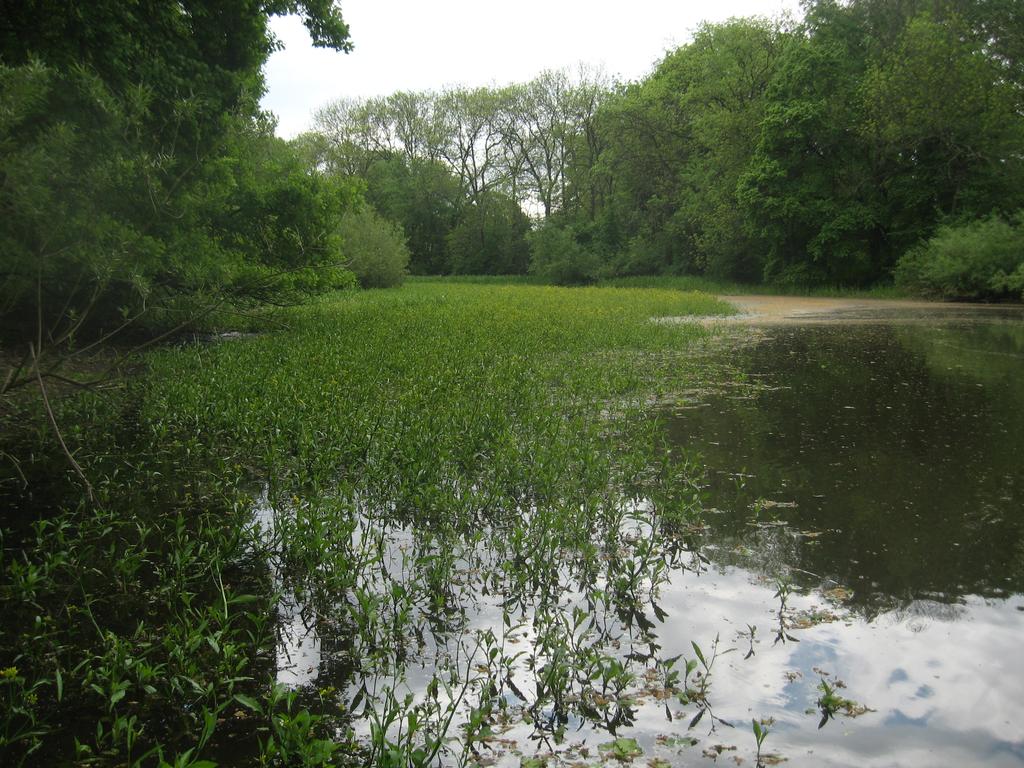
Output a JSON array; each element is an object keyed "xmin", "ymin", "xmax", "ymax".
[{"xmin": 2, "ymin": 284, "xmax": 742, "ymax": 765}]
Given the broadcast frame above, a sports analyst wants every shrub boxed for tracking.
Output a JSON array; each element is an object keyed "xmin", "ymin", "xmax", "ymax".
[
  {"xmin": 610, "ymin": 236, "xmax": 667, "ymax": 277},
  {"xmin": 990, "ymin": 263, "xmax": 1024, "ymax": 297},
  {"xmin": 338, "ymin": 207, "xmax": 410, "ymax": 288},
  {"xmin": 895, "ymin": 212, "xmax": 1024, "ymax": 300},
  {"xmin": 279, "ymin": 264, "xmax": 358, "ymax": 295},
  {"xmin": 528, "ymin": 224, "xmax": 601, "ymax": 285}
]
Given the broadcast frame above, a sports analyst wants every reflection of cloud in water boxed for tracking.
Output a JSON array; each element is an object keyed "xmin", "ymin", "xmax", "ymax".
[
  {"xmin": 252, "ymin": 485, "xmax": 1024, "ymax": 766},
  {"xmin": 639, "ymin": 563, "xmax": 1024, "ymax": 766},
  {"xmin": 251, "ymin": 490, "xmax": 321, "ymax": 687},
  {"xmin": 398, "ymin": 550, "xmax": 1024, "ymax": 765}
]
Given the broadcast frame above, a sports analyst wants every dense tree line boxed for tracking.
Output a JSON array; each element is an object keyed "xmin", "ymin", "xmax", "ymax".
[
  {"xmin": 303, "ymin": 67, "xmax": 608, "ymax": 275},
  {"xmin": 307, "ymin": 0, "xmax": 1024, "ymax": 295}
]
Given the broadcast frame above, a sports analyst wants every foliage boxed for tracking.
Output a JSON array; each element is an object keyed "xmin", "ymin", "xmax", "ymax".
[
  {"xmin": 0, "ymin": 1, "xmax": 355, "ymax": 367},
  {"xmin": 308, "ymin": 70, "xmax": 608, "ymax": 276},
  {"xmin": 895, "ymin": 212, "xmax": 1024, "ymax": 300},
  {"xmin": 210, "ymin": 125, "xmax": 361, "ymax": 301},
  {"xmin": 859, "ymin": 11, "xmax": 1024, "ymax": 250},
  {"xmin": 446, "ymin": 193, "xmax": 531, "ymax": 275},
  {"xmin": 815, "ymin": 677, "xmax": 871, "ymax": 729},
  {"xmin": 299, "ymin": 2, "xmax": 1024, "ymax": 292},
  {"xmin": 305, "ymin": 3, "xmax": 1024, "ymax": 292},
  {"xmin": 0, "ymin": 64, "xmax": 357, "ymax": 349},
  {"xmin": 598, "ymin": 274, "xmax": 908, "ymax": 299},
  {"xmin": 361, "ymin": 156, "xmax": 465, "ymax": 274},
  {"xmin": 311, "ymin": 70, "xmax": 607, "ymax": 222},
  {"xmin": 739, "ymin": 1, "xmax": 1024, "ymax": 287},
  {"xmin": 528, "ymin": 223, "xmax": 602, "ymax": 285},
  {"xmin": 752, "ymin": 718, "xmax": 771, "ymax": 768},
  {"xmin": 737, "ymin": 7, "xmax": 881, "ymax": 286},
  {"xmin": 599, "ymin": 18, "xmax": 792, "ymax": 281},
  {"xmin": 337, "ymin": 206, "xmax": 410, "ymax": 288},
  {"xmin": 305, "ymin": 4, "xmax": 1024, "ymax": 292},
  {"xmin": 0, "ymin": 2, "xmax": 350, "ymax": 136}
]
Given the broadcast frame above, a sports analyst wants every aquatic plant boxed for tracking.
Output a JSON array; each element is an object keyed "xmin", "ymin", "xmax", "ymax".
[{"xmin": 1, "ymin": 283, "xmax": 734, "ymax": 765}]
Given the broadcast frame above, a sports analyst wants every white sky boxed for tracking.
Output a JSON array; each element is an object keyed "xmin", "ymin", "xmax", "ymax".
[{"xmin": 261, "ymin": 0, "xmax": 803, "ymax": 138}]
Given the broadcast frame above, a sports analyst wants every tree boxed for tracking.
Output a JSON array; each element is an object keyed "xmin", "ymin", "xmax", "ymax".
[
  {"xmin": 1, "ymin": 1, "xmax": 355, "ymax": 405},
  {"xmin": 506, "ymin": 71, "xmax": 574, "ymax": 218},
  {"xmin": 447, "ymin": 192, "xmax": 531, "ymax": 275},
  {"xmin": 861, "ymin": 13, "xmax": 1024, "ymax": 227},
  {"xmin": 307, "ymin": 98, "xmax": 381, "ymax": 176},
  {"xmin": 528, "ymin": 220, "xmax": 602, "ymax": 285},
  {"xmin": 895, "ymin": 211, "xmax": 1024, "ymax": 300},
  {"xmin": 664, "ymin": 18, "xmax": 792, "ymax": 280},
  {"xmin": 734, "ymin": 1, "xmax": 888, "ymax": 285},
  {"xmin": 588, "ymin": 74, "xmax": 695, "ymax": 274},
  {"xmin": 739, "ymin": 1, "xmax": 1024, "ymax": 286},
  {"xmin": 498, "ymin": 68, "xmax": 610, "ymax": 219},
  {"xmin": 0, "ymin": 1, "xmax": 349, "ymax": 160},
  {"xmin": 436, "ymin": 87, "xmax": 507, "ymax": 206},
  {"xmin": 582, "ymin": 19, "xmax": 789, "ymax": 279},
  {"xmin": 300, "ymin": 4, "xmax": 1024, "ymax": 288},
  {"xmin": 363, "ymin": 155, "xmax": 465, "ymax": 274}
]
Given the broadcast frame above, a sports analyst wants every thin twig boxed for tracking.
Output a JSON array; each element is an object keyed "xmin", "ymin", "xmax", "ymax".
[
  {"xmin": 30, "ymin": 342, "xmax": 95, "ymax": 504},
  {"xmin": 0, "ymin": 450, "xmax": 28, "ymax": 489},
  {"xmin": 116, "ymin": 297, "xmax": 228, "ymax": 358},
  {"xmin": 1, "ymin": 348, "xmax": 31, "ymax": 397},
  {"xmin": 66, "ymin": 302, "xmax": 150, "ymax": 359},
  {"xmin": 51, "ymin": 280, "xmax": 103, "ymax": 347}
]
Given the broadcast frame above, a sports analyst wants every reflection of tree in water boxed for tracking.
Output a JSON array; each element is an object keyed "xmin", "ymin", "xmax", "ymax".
[
  {"xmin": 702, "ymin": 515, "xmax": 806, "ymax": 584},
  {"xmin": 895, "ymin": 322, "xmax": 1024, "ymax": 384},
  {"xmin": 890, "ymin": 598, "xmax": 967, "ymax": 624},
  {"xmin": 666, "ymin": 322, "xmax": 1024, "ymax": 617},
  {"xmin": 1010, "ymin": 537, "xmax": 1024, "ymax": 590}
]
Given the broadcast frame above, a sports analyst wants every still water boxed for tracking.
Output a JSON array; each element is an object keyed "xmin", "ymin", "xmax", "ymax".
[
  {"xmin": 267, "ymin": 308, "xmax": 1024, "ymax": 768},
  {"xmin": 661, "ymin": 314, "xmax": 1024, "ymax": 766}
]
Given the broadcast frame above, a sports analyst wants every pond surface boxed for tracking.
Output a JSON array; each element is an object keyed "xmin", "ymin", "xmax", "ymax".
[
  {"xmin": 265, "ymin": 306, "xmax": 1024, "ymax": 768},
  {"xmin": 661, "ymin": 312, "xmax": 1024, "ymax": 766}
]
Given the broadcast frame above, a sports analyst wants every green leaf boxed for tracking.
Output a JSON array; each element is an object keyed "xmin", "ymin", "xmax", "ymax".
[
  {"xmin": 227, "ymin": 593, "xmax": 260, "ymax": 605},
  {"xmin": 598, "ymin": 737, "xmax": 643, "ymax": 760},
  {"xmin": 233, "ymin": 693, "xmax": 261, "ymax": 713},
  {"xmin": 691, "ymin": 641, "xmax": 706, "ymax": 667}
]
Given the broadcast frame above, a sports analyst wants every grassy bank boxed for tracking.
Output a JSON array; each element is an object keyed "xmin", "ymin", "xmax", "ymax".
[
  {"xmin": 409, "ymin": 274, "xmax": 910, "ymax": 299},
  {"xmin": 598, "ymin": 275, "xmax": 910, "ymax": 299},
  {"xmin": 2, "ymin": 283, "xmax": 733, "ymax": 767}
]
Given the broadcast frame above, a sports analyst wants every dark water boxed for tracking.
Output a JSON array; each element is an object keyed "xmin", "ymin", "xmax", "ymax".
[
  {"xmin": 668, "ymin": 321, "xmax": 1024, "ymax": 610},
  {"xmin": 661, "ymin": 317, "xmax": 1024, "ymax": 766}
]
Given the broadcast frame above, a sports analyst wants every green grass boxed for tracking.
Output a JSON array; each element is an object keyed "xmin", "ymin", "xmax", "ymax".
[
  {"xmin": 409, "ymin": 273, "xmax": 912, "ymax": 298},
  {"xmin": 598, "ymin": 274, "xmax": 911, "ymax": 299},
  {"xmin": 1, "ymin": 282, "xmax": 735, "ymax": 767},
  {"xmin": 407, "ymin": 274, "xmax": 546, "ymax": 285}
]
